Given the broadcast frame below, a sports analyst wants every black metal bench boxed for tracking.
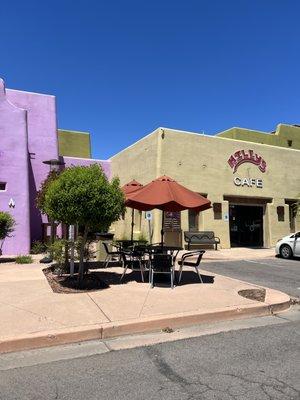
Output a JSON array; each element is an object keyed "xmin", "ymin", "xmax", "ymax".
[{"xmin": 184, "ymin": 231, "xmax": 220, "ymax": 250}]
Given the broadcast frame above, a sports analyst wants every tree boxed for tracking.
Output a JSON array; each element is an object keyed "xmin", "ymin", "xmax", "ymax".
[
  {"xmin": 36, "ymin": 170, "xmax": 60, "ymax": 214},
  {"xmin": 0, "ymin": 211, "xmax": 15, "ymax": 254},
  {"xmin": 43, "ymin": 164, "xmax": 125, "ymax": 284},
  {"xmin": 36, "ymin": 170, "xmax": 60, "ymax": 243}
]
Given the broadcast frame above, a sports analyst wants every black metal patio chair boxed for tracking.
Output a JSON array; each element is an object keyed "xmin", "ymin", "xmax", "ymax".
[
  {"xmin": 149, "ymin": 253, "xmax": 174, "ymax": 289},
  {"xmin": 102, "ymin": 242, "xmax": 122, "ymax": 268},
  {"xmin": 177, "ymin": 250, "xmax": 205, "ymax": 284},
  {"xmin": 119, "ymin": 251, "xmax": 146, "ymax": 283}
]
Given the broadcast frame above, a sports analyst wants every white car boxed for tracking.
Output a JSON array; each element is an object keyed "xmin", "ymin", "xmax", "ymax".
[{"xmin": 275, "ymin": 232, "xmax": 300, "ymax": 259}]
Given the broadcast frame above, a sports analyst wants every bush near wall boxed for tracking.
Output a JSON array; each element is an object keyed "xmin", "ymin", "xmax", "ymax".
[{"xmin": 0, "ymin": 211, "xmax": 15, "ymax": 240}]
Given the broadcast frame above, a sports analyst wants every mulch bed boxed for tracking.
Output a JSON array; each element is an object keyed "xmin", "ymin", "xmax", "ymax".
[
  {"xmin": 238, "ymin": 288, "xmax": 266, "ymax": 302},
  {"xmin": 0, "ymin": 257, "xmax": 16, "ymax": 264},
  {"xmin": 43, "ymin": 267, "xmax": 109, "ymax": 294}
]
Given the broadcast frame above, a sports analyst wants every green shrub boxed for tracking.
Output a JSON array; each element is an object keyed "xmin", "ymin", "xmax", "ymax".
[
  {"xmin": 30, "ymin": 240, "xmax": 47, "ymax": 254},
  {"xmin": 0, "ymin": 211, "xmax": 15, "ymax": 240},
  {"xmin": 15, "ymin": 255, "xmax": 33, "ymax": 264},
  {"xmin": 47, "ymin": 239, "xmax": 66, "ymax": 267},
  {"xmin": 137, "ymin": 233, "xmax": 148, "ymax": 244}
]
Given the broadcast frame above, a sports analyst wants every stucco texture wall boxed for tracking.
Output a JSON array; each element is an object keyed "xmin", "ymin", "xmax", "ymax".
[
  {"xmin": 63, "ymin": 156, "xmax": 111, "ymax": 179},
  {"xmin": 0, "ymin": 80, "xmax": 31, "ymax": 254},
  {"xmin": 110, "ymin": 127, "xmax": 300, "ymax": 248},
  {"xmin": 110, "ymin": 130, "xmax": 160, "ymax": 241},
  {"xmin": 160, "ymin": 129, "xmax": 300, "ymax": 247},
  {"xmin": 6, "ymin": 88, "xmax": 59, "ymax": 244},
  {"xmin": 58, "ymin": 130, "xmax": 91, "ymax": 158}
]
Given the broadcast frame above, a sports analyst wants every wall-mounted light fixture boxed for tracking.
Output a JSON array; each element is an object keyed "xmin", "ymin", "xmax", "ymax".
[
  {"xmin": 42, "ymin": 158, "xmax": 65, "ymax": 172},
  {"xmin": 8, "ymin": 198, "xmax": 15, "ymax": 208}
]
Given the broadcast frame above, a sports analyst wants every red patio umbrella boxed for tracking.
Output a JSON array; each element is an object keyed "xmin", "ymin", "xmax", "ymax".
[
  {"xmin": 122, "ymin": 179, "xmax": 143, "ymax": 195},
  {"xmin": 121, "ymin": 180, "xmax": 143, "ymax": 242},
  {"xmin": 125, "ymin": 176, "xmax": 211, "ymax": 244}
]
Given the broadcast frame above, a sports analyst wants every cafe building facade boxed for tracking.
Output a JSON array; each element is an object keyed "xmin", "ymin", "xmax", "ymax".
[{"xmin": 111, "ymin": 125, "xmax": 300, "ymax": 249}]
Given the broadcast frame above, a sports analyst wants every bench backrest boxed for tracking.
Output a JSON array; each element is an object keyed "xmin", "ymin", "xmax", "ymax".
[{"xmin": 184, "ymin": 231, "xmax": 216, "ymax": 242}]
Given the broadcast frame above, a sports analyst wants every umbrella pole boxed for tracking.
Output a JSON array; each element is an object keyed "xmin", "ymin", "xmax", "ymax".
[
  {"xmin": 131, "ymin": 209, "xmax": 134, "ymax": 243},
  {"xmin": 161, "ymin": 211, "xmax": 164, "ymax": 247}
]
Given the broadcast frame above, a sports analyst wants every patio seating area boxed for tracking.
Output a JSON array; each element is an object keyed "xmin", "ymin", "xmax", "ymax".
[
  {"xmin": 103, "ymin": 240, "xmax": 201, "ymax": 288},
  {"xmin": 102, "ymin": 175, "xmax": 212, "ymax": 288}
]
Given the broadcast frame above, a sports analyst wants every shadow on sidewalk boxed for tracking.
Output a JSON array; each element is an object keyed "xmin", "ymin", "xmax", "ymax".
[{"xmin": 177, "ymin": 271, "xmax": 215, "ymax": 286}]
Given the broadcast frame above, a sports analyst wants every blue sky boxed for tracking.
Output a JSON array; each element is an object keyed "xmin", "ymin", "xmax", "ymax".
[{"xmin": 1, "ymin": 1, "xmax": 299, "ymax": 159}]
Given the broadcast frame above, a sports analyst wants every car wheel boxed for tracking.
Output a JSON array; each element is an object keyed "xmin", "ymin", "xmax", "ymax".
[{"xmin": 280, "ymin": 244, "xmax": 292, "ymax": 259}]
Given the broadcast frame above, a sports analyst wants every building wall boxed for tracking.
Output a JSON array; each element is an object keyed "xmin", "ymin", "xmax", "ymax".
[
  {"xmin": 111, "ymin": 127, "xmax": 300, "ymax": 248},
  {"xmin": 58, "ymin": 130, "xmax": 91, "ymax": 158},
  {"xmin": 63, "ymin": 156, "xmax": 111, "ymax": 179},
  {"xmin": 110, "ymin": 129, "xmax": 161, "ymax": 241},
  {"xmin": 6, "ymin": 87, "xmax": 59, "ymax": 244},
  {"xmin": 217, "ymin": 123, "xmax": 300, "ymax": 150},
  {"xmin": 0, "ymin": 79, "xmax": 108, "ymax": 255},
  {"xmin": 0, "ymin": 79, "xmax": 31, "ymax": 254}
]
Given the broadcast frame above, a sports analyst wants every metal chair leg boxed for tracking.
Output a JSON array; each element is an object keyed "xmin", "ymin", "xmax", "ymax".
[
  {"xmin": 195, "ymin": 267, "xmax": 203, "ymax": 283},
  {"xmin": 104, "ymin": 255, "xmax": 111, "ymax": 268},
  {"xmin": 150, "ymin": 270, "xmax": 154, "ymax": 288},
  {"xmin": 120, "ymin": 264, "xmax": 128, "ymax": 282},
  {"xmin": 139, "ymin": 260, "xmax": 144, "ymax": 282},
  {"xmin": 178, "ymin": 265, "xmax": 183, "ymax": 283}
]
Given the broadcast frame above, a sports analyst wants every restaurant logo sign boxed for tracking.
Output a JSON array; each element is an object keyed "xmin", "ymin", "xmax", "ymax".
[{"xmin": 227, "ymin": 150, "xmax": 267, "ymax": 173}]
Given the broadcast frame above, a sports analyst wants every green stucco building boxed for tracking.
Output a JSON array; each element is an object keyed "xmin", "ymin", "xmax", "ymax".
[{"xmin": 58, "ymin": 129, "xmax": 92, "ymax": 158}]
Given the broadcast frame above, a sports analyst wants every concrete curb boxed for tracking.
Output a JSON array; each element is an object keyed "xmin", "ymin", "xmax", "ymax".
[{"xmin": 0, "ymin": 289, "xmax": 290, "ymax": 354}]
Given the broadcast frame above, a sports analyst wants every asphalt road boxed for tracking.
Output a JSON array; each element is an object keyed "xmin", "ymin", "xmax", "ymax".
[
  {"xmin": 201, "ymin": 257, "xmax": 300, "ymax": 298},
  {"xmin": 0, "ymin": 316, "xmax": 299, "ymax": 400}
]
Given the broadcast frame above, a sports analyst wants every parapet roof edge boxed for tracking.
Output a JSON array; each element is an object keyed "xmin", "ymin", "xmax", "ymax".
[
  {"xmin": 216, "ymin": 126, "xmax": 269, "ymax": 135},
  {"xmin": 163, "ymin": 127, "xmax": 300, "ymax": 152},
  {"xmin": 63, "ymin": 156, "xmax": 110, "ymax": 163},
  {"xmin": 109, "ymin": 127, "xmax": 161, "ymax": 159},
  {"xmin": 110, "ymin": 125, "xmax": 300, "ymax": 159},
  {"xmin": 7, "ymin": 88, "xmax": 56, "ymax": 98},
  {"xmin": 58, "ymin": 129, "xmax": 90, "ymax": 135}
]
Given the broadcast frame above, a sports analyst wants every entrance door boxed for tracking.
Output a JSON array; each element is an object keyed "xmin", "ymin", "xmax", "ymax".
[{"xmin": 229, "ymin": 205, "xmax": 264, "ymax": 247}]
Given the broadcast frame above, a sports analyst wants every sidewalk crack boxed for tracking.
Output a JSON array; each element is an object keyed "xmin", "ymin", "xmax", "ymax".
[
  {"xmin": 138, "ymin": 287, "xmax": 151, "ymax": 318},
  {"xmin": 86, "ymin": 294, "xmax": 112, "ymax": 322}
]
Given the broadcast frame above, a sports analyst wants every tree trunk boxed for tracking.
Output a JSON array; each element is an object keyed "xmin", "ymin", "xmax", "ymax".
[
  {"xmin": 50, "ymin": 219, "xmax": 55, "ymax": 244},
  {"xmin": 78, "ymin": 225, "xmax": 89, "ymax": 286},
  {"xmin": 64, "ymin": 224, "xmax": 69, "ymax": 271}
]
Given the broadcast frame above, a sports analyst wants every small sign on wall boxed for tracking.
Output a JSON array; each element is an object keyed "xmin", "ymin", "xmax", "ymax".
[{"xmin": 145, "ymin": 211, "xmax": 152, "ymax": 221}]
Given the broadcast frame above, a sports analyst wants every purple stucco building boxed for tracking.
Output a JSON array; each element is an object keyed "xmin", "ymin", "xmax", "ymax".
[{"xmin": 0, "ymin": 79, "xmax": 110, "ymax": 255}]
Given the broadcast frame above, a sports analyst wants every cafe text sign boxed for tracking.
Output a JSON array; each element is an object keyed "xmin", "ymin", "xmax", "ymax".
[
  {"xmin": 233, "ymin": 177, "xmax": 263, "ymax": 188},
  {"xmin": 228, "ymin": 150, "xmax": 266, "ymax": 189},
  {"xmin": 228, "ymin": 150, "xmax": 267, "ymax": 173}
]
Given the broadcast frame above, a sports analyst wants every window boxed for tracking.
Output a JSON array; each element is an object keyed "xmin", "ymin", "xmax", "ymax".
[
  {"xmin": 0, "ymin": 182, "xmax": 6, "ymax": 191},
  {"xmin": 277, "ymin": 206, "xmax": 285, "ymax": 222},
  {"xmin": 188, "ymin": 210, "xmax": 198, "ymax": 231},
  {"xmin": 213, "ymin": 203, "xmax": 222, "ymax": 220}
]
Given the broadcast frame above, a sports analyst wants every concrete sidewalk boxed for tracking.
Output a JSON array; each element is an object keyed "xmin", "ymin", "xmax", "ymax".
[
  {"xmin": 0, "ymin": 254, "xmax": 289, "ymax": 353},
  {"xmin": 202, "ymin": 247, "xmax": 275, "ymax": 261}
]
